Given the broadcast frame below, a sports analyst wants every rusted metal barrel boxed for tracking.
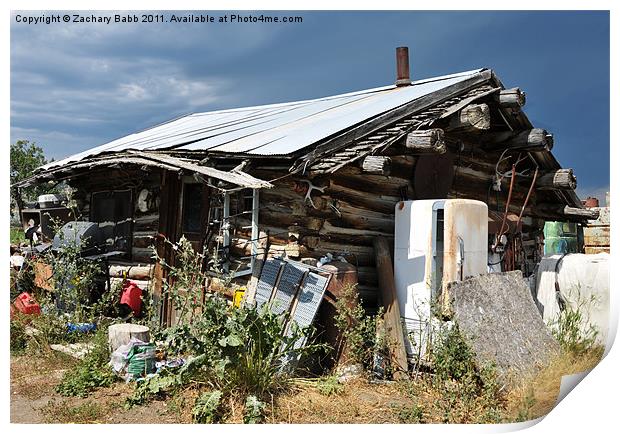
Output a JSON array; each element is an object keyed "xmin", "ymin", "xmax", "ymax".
[{"xmin": 583, "ymin": 197, "xmax": 600, "ymax": 208}]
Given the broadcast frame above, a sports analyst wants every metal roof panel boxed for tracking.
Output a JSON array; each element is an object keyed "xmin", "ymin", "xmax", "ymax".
[{"xmin": 41, "ymin": 69, "xmax": 485, "ymax": 170}]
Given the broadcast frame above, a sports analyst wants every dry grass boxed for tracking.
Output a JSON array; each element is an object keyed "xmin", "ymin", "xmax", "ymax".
[
  {"xmin": 41, "ymin": 399, "xmax": 114, "ymax": 423},
  {"xmin": 11, "ymin": 346, "xmax": 605, "ymax": 424},
  {"xmin": 10, "ymin": 352, "xmax": 77, "ymax": 400},
  {"xmin": 504, "ymin": 346, "xmax": 604, "ymax": 421},
  {"xmin": 269, "ymin": 378, "xmax": 411, "ymax": 423}
]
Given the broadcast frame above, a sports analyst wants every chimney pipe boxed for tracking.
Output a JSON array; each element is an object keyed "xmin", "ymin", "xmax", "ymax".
[{"xmin": 395, "ymin": 46, "xmax": 411, "ymax": 86}]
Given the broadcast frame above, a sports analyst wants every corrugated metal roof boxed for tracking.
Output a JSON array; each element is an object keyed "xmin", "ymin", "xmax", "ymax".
[{"xmin": 42, "ymin": 69, "xmax": 486, "ymax": 170}]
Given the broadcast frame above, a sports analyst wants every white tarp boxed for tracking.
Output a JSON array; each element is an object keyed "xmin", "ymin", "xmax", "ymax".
[{"xmin": 535, "ymin": 253, "xmax": 609, "ymax": 346}]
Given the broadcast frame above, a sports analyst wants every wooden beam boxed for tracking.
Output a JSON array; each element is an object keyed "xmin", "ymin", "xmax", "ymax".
[
  {"xmin": 373, "ymin": 237, "xmax": 409, "ymax": 380},
  {"xmin": 536, "ymin": 169, "xmax": 577, "ymax": 190},
  {"xmin": 498, "ymin": 87, "xmax": 526, "ymax": 108},
  {"xmin": 405, "ymin": 128, "xmax": 446, "ymax": 154},
  {"xmin": 290, "ymin": 70, "xmax": 493, "ymax": 173},
  {"xmin": 538, "ymin": 203, "xmax": 599, "ymax": 220},
  {"xmin": 361, "ymin": 156, "xmax": 391, "ymax": 175},
  {"xmin": 447, "ymin": 103, "xmax": 490, "ymax": 132},
  {"xmin": 484, "ymin": 128, "xmax": 554, "ymax": 152}
]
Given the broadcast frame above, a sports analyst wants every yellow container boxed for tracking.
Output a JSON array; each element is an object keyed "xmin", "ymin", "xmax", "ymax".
[{"xmin": 233, "ymin": 286, "xmax": 246, "ymax": 308}]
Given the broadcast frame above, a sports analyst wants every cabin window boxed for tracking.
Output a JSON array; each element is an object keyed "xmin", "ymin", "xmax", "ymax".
[
  {"xmin": 181, "ymin": 183, "xmax": 203, "ymax": 234},
  {"xmin": 90, "ymin": 189, "xmax": 133, "ymax": 254}
]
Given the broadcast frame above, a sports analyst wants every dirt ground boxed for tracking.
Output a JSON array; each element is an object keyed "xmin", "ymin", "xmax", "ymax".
[
  {"xmin": 10, "ymin": 353, "xmax": 186, "ymax": 424},
  {"xmin": 9, "ymin": 351, "xmax": 411, "ymax": 424},
  {"xmin": 10, "ymin": 347, "xmax": 602, "ymax": 424}
]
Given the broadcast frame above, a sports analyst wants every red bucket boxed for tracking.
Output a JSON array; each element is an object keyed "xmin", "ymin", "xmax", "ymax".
[
  {"xmin": 120, "ymin": 281, "xmax": 142, "ymax": 316},
  {"xmin": 14, "ymin": 292, "xmax": 41, "ymax": 316}
]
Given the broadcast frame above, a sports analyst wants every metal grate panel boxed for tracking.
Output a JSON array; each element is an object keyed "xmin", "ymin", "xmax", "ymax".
[
  {"xmin": 254, "ymin": 259, "xmax": 283, "ymax": 308},
  {"xmin": 270, "ymin": 263, "xmax": 306, "ymax": 315},
  {"xmin": 281, "ymin": 272, "xmax": 330, "ymax": 370},
  {"xmin": 290, "ymin": 272, "xmax": 329, "ymax": 329}
]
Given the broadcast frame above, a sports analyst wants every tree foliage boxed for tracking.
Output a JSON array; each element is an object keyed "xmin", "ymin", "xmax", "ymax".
[{"xmin": 10, "ymin": 139, "xmax": 50, "ymax": 203}]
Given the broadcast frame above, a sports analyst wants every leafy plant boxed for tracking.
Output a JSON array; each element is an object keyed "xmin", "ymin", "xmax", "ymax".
[
  {"xmin": 243, "ymin": 395, "xmax": 266, "ymax": 424},
  {"xmin": 427, "ymin": 325, "xmax": 504, "ymax": 424},
  {"xmin": 396, "ymin": 403, "xmax": 425, "ymax": 423},
  {"xmin": 334, "ymin": 284, "xmax": 386, "ymax": 371},
  {"xmin": 126, "ymin": 236, "xmax": 325, "ymax": 418},
  {"xmin": 10, "ymin": 319, "xmax": 28, "ymax": 354},
  {"xmin": 550, "ymin": 294, "xmax": 599, "ymax": 355},
  {"xmin": 316, "ymin": 375, "xmax": 343, "ymax": 396},
  {"xmin": 41, "ymin": 218, "xmax": 105, "ymax": 323},
  {"xmin": 125, "ymin": 370, "xmax": 182, "ymax": 408},
  {"xmin": 192, "ymin": 390, "xmax": 223, "ymax": 423},
  {"xmin": 126, "ymin": 296, "xmax": 321, "ymax": 409},
  {"xmin": 55, "ymin": 328, "xmax": 116, "ymax": 397}
]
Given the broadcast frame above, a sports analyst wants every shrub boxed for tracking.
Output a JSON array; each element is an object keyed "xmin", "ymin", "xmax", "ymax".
[
  {"xmin": 243, "ymin": 395, "xmax": 266, "ymax": 424},
  {"xmin": 428, "ymin": 325, "xmax": 504, "ymax": 424},
  {"xmin": 334, "ymin": 284, "xmax": 386, "ymax": 372},
  {"xmin": 24, "ymin": 312, "xmax": 79, "ymax": 355},
  {"xmin": 10, "ymin": 319, "xmax": 28, "ymax": 354},
  {"xmin": 192, "ymin": 390, "xmax": 223, "ymax": 423},
  {"xmin": 432, "ymin": 324, "xmax": 477, "ymax": 383},
  {"xmin": 551, "ymin": 295, "xmax": 599, "ymax": 355},
  {"xmin": 55, "ymin": 328, "xmax": 116, "ymax": 397},
  {"xmin": 396, "ymin": 403, "xmax": 425, "ymax": 423},
  {"xmin": 316, "ymin": 375, "xmax": 343, "ymax": 396},
  {"xmin": 40, "ymin": 220, "xmax": 105, "ymax": 323}
]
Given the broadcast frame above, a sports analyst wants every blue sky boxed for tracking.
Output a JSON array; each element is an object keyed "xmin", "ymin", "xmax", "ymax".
[{"xmin": 10, "ymin": 10, "xmax": 610, "ymax": 200}]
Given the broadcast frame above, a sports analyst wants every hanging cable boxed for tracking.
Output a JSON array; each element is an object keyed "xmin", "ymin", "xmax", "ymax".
[{"xmin": 493, "ymin": 164, "xmax": 516, "ymax": 251}]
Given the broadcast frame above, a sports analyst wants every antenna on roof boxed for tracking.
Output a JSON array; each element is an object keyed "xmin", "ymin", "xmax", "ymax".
[{"xmin": 395, "ymin": 46, "xmax": 412, "ymax": 87}]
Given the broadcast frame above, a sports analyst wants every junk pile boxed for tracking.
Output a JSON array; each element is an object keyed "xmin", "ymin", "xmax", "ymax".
[
  {"xmin": 449, "ymin": 271, "xmax": 560, "ymax": 380},
  {"xmin": 108, "ymin": 323, "xmax": 184, "ymax": 381},
  {"xmin": 534, "ymin": 253, "xmax": 609, "ymax": 346}
]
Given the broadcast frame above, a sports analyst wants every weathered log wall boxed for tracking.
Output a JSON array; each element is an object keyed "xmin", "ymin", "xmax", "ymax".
[
  {"xmin": 61, "ymin": 143, "xmax": 549, "ymax": 310},
  {"xmin": 234, "ymin": 146, "xmax": 546, "ymax": 306}
]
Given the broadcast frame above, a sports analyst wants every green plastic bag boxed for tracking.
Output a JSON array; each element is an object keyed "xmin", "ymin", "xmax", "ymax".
[{"xmin": 126, "ymin": 343, "xmax": 156, "ymax": 378}]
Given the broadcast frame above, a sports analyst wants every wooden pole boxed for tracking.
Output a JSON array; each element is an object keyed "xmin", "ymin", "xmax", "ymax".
[
  {"xmin": 405, "ymin": 129, "xmax": 446, "ymax": 154},
  {"xmin": 373, "ymin": 237, "xmax": 409, "ymax": 380},
  {"xmin": 484, "ymin": 128, "xmax": 554, "ymax": 152},
  {"xmin": 536, "ymin": 169, "xmax": 577, "ymax": 190},
  {"xmin": 361, "ymin": 156, "xmax": 392, "ymax": 175},
  {"xmin": 538, "ymin": 203, "xmax": 599, "ymax": 220},
  {"xmin": 447, "ymin": 103, "xmax": 491, "ymax": 132},
  {"xmin": 498, "ymin": 87, "xmax": 526, "ymax": 108}
]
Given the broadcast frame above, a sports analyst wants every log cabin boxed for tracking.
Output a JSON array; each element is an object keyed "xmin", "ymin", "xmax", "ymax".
[{"xmin": 16, "ymin": 47, "xmax": 597, "ymax": 325}]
